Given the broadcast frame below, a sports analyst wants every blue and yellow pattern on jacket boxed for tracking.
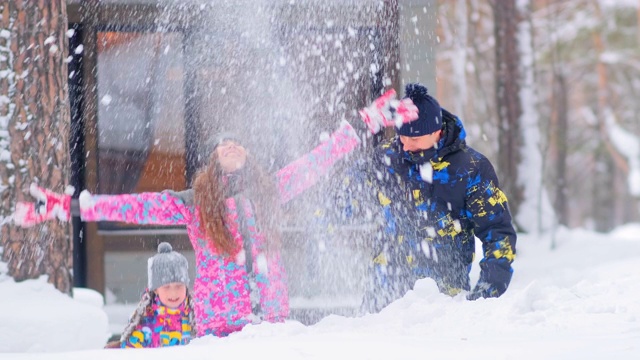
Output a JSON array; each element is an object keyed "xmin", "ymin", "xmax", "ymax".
[{"xmin": 343, "ymin": 110, "xmax": 517, "ymax": 311}]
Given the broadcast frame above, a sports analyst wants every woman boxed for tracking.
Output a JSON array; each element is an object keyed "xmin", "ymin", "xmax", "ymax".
[{"xmin": 13, "ymin": 122, "xmax": 360, "ymax": 337}]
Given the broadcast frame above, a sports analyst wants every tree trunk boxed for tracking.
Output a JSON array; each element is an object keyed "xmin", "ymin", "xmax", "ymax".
[
  {"xmin": 451, "ymin": 0, "xmax": 467, "ymax": 117},
  {"xmin": 551, "ymin": 72, "xmax": 569, "ymax": 226},
  {"xmin": 637, "ymin": 0, "xmax": 640, "ymax": 46},
  {"xmin": 592, "ymin": 1, "xmax": 627, "ymax": 231},
  {"xmin": 0, "ymin": 1, "xmax": 73, "ymax": 294},
  {"xmin": 372, "ymin": 0, "xmax": 399, "ymax": 144},
  {"xmin": 490, "ymin": 0, "xmax": 524, "ymax": 225},
  {"xmin": 592, "ymin": 148, "xmax": 616, "ymax": 231}
]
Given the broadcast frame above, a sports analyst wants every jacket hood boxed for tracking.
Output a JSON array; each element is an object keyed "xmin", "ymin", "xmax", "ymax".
[{"xmin": 435, "ymin": 108, "xmax": 466, "ymax": 161}]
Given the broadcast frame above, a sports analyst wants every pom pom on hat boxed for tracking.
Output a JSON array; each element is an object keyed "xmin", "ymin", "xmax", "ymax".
[
  {"xmin": 398, "ymin": 83, "xmax": 443, "ymax": 137},
  {"xmin": 158, "ymin": 242, "xmax": 172, "ymax": 253},
  {"xmin": 148, "ymin": 242, "xmax": 190, "ymax": 291},
  {"xmin": 404, "ymin": 83, "xmax": 429, "ymax": 99}
]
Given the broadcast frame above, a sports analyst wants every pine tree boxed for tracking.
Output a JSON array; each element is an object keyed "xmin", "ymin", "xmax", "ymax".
[{"xmin": 0, "ymin": 0, "xmax": 73, "ymax": 294}]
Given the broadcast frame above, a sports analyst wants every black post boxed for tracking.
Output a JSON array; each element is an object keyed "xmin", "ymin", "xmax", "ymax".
[
  {"xmin": 68, "ymin": 23, "xmax": 87, "ymax": 288},
  {"xmin": 369, "ymin": 26, "xmax": 385, "ymax": 148},
  {"xmin": 182, "ymin": 28, "xmax": 201, "ymax": 186}
]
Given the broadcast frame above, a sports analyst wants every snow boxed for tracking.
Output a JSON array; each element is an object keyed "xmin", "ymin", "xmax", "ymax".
[
  {"xmin": 0, "ymin": 276, "xmax": 110, "ymax": 353},
  {"xmin": 1, "ymin": 226, "xmax": 639, "ymax": 359},
  {"xmin": 599, "ymin": 0, "xmax": 638, "ymax": 9},
  {"xmin": 608, "ymin": 112, "xmax": 640, "ymax": 196}
]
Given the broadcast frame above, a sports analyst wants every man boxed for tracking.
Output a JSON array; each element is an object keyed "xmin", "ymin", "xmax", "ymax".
[{"xmin": 355, "ymin": 83, "xmax": 517, "ymax": 312}]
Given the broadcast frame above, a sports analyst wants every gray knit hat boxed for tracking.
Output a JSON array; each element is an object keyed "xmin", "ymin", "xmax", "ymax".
[{"xmin": 147, "ymin": 242, "xmax": 190, "ymax": 291}]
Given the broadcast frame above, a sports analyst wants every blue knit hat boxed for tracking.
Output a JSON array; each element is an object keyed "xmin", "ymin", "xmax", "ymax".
[{"xmin": 397, "ymin": 83, "xmax": 443, "ymax": 137}]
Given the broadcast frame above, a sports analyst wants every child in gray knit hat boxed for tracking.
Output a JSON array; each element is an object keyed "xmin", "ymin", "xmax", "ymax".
[
  {"xmin": 106, "ymin": 242, "xmax": 196, "ymax": 349},
  {"xmin": 148, "ymin": 241, "xmax": 190, "ymax": 301}
]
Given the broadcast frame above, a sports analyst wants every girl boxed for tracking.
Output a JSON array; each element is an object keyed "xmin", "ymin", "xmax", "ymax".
[
  {"xmin": 14, "ymin": 121, "xmax": 362, "ymax": 337},
  {"xmin": 106, "ymin": 242, "xmax": 196, "ymax": 348}
]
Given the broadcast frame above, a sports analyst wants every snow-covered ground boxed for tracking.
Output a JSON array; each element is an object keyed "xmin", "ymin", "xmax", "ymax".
[
  {"xmin": 0, "ymin": 275, "xmax": 110, "ymax": 353},
  {"xmin": 1, "ymin": 225, "xmax": 639, "ymax": 359}
]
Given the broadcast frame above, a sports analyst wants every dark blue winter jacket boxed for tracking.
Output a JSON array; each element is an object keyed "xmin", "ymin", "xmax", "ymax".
[{"xmin": 350, "ymin": 110, "xmax": 516, "ymax": 311}]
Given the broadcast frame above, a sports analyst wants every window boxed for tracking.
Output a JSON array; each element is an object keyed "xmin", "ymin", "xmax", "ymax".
[
  {"xmin": 96, "ymin": 31, "xmax": 192, "ymax": 303},
  {"xmin": 96, "ymin": 31, "xmax": 187, "ymax": 230}
]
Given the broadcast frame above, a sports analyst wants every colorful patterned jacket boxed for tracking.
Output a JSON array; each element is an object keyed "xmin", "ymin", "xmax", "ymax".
[
  {"xmin": 122, "ymin": 294, "xmax": 193, "ymax": 348},
  {"xmin": 341, "ymin": 111, "xmax": 517, "ymax": 311},
  {"xmin": 79, "ymin": 122, "xmax": 360, "ymax": 336}
]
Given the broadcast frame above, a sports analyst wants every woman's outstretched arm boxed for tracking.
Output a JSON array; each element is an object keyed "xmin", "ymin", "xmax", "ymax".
[
  {"xmin": 13, "ymin": 184, "xmax": 192, "ymax": 227},
  {"xmin": 275, "ymin": 121, "xmax": 360, "ymax": 204},
  {"xmin": 79, "ymin": 189, "xmax": 193, "ymax": 225}
]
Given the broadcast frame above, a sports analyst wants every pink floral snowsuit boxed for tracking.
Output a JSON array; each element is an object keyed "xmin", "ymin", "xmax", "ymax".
[{"xmin": 79, "ymin": 123, "xmax": 360, "ymax": 337}]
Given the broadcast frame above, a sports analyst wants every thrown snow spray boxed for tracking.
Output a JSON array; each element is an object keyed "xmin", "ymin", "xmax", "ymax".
[
  {"xmin": 182, "ymin": 0, "xmax": 390, "ymax": 322},
  {"xmin": 95, "ymin": 0, "xmax": 437, "ymax": 322}
]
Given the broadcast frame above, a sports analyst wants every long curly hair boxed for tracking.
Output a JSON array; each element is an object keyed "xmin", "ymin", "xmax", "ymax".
[{"xmin": 192, "ymin": 150, "xmax": 282, "ymax": 257}]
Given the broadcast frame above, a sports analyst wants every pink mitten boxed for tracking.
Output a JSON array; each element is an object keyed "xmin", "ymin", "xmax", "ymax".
[
  {"xmin": 13, "ymin": 184, "xmax": 72, "ymax": 227},
  {"xmin": 359, "ymin": 89, "xmax": 419, "ymax": 134}
]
